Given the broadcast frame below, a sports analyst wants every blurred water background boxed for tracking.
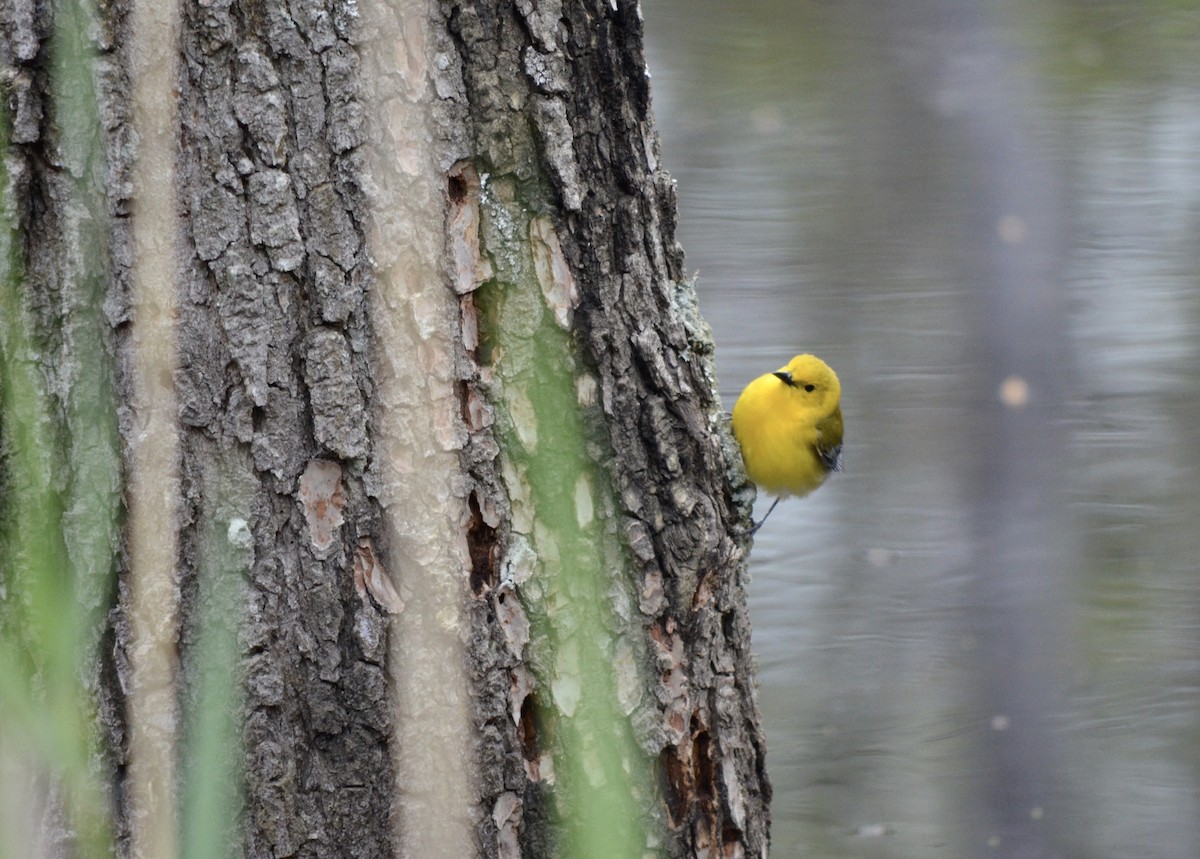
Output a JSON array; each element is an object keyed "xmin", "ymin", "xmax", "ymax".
[{"xmin": 642, "ymin": 2, "xmax": 1200, "ymax": 857}]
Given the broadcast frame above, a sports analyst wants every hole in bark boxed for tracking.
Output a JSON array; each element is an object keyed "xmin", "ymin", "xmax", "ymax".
[
  {"xmin": 692, "ymin": 727, "xmax": 722, "ymax": 854},
  {"xmin": 659, "ymin": 748, "xmax": 688, "ymax": 829},
  {"xmin": 457, "ymin": 377, "xmax": 473, "ymax": 423},
  {"xmin": 466, "ymin": 491, "xmax": 498, "ymax": 595},
  {"xmin": 447, "ymin": 172, "xmax": 468, "ymax": 203},
  {"xmin": 723, "ymin": 822, "xmax": 744, "ymax": 852},
  {"xmin": 519, "ymin": 690, "xmax": 539, "ymax": 761},
  {"xmin": 692, "ymin": 727, "xmax": 713, "ymax": 802}
]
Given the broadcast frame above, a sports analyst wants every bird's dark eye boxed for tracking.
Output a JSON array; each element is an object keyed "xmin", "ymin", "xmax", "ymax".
[{"xmin": 803, "ymin": 384, "xmax": 816, "ymax": 393}]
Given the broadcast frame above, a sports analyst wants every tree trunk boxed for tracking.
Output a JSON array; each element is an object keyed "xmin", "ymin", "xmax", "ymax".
[{"xmin": 0, "ymin": 1, "xmax": 770, "ymax": 857}]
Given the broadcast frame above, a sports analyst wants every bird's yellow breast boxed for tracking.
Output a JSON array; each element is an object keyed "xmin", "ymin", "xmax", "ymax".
[{"xmin": 731, "ymin": 354, "xmax": 843, "ymax": 498}]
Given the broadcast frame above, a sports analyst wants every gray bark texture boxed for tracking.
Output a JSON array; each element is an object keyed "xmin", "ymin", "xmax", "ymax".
[
  {"xmin": 446, "ymin": 3, "xmax": 771, "ymax": 857},
  {"xmin": 175, "ymin": 4, "xmax": 393, "ymax": 858},
  {"xmin": 1, "ymin": 0, "xmax": 771, "ymax": 856}
]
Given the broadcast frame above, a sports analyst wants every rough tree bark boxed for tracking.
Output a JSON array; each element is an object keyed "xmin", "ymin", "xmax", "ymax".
[{"xmin": 0, "ymin": 1, "xmax": 770, "ymax": 857}]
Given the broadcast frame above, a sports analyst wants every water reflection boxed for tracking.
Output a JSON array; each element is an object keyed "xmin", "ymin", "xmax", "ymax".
[{"xmin": 644, "ymin": 2, "xmax": 1200, "ymax": 857}]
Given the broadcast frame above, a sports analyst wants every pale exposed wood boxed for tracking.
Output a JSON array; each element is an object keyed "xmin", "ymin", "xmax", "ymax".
[{"xmin": 125, "ymin": 3, "xmax": 184, "ymax": 859}]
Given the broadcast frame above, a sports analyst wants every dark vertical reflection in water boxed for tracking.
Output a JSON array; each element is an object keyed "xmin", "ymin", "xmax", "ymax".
[{"xmin": 866, "ymin": 3, "xmax": 1074, "ymax": 856}]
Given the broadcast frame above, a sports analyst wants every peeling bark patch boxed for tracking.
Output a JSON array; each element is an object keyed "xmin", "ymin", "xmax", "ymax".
[
  {"xmin": 529, "ymin": 216, "xmax": 577, "ymax": 329},
  {"xmin": 298, "ymin": 459, "xmax": 345, "ymax": 555},
  {"xmin": 468, "ymin": 490, "xmax": 499, "ymax": 594},
  {"xmin": 460, "ymin": 377, "xmax": 493, "ymax": 432},
  {"xmin": 531, "ymin": 96, "xmax": 581, "ymax": 210},
  {"xmin": 460, "ymin": 293, "xmax": 479, "ymax": 356},
  {"xmin": 650, "ymin": 618, "xmax": 688, "ymax": 745},
  {"xmin": 448, "ymin": 161, "xmax": 493, "ymax": 295},
  {"xmin": 495, "ymin": 585, "xmax": 530, "ymax": 658},
  {"xmin": 638, "ymin": 566, "xmax": 666, "ymax": 615},
  {"xmin": 721, "ymin": 756, "xmax": 748, "ymax": 834},
  {"xmin": 353, "ymin": 537, "xmax": 404, "ymax": 614},
  {"xmin": 493, "ymin": 792, "xmax": 523, "ymax": 859}
]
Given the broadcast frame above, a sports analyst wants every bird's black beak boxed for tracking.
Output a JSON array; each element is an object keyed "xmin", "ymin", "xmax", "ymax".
[{"xmin": 773, "ymin": 371, "xmax": 793, "ymax": 386}]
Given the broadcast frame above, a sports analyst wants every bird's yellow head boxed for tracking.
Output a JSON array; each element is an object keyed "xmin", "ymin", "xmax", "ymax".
[{"xmin": 770, "ymin": 354, "xmax": 841, "ymax": 415}]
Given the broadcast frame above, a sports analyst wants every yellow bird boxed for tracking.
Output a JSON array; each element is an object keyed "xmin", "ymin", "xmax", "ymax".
[{"xmin": 731, "ymin": 354, "xmax": 844, "ymax": 531}]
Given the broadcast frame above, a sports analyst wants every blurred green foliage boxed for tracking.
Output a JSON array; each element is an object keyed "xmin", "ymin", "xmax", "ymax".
[
  {"xmin": 476, "ymin": 196, "xmax": 657, "ymax": 855},
  {"xmin": 1, "ymin": 2, "xmax": 243, "ymax": 856}
]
